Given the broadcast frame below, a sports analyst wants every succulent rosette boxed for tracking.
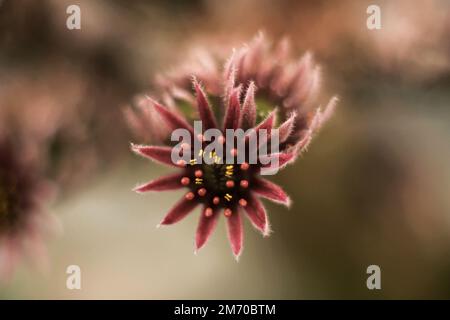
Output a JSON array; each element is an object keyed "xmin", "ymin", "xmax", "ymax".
[{"xmin": 129, "ymin": 33, "xmax": 337, "ymax": 259}]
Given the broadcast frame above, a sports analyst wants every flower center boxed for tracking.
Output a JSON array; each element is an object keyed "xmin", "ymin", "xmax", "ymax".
[{"xmin": 181, "ymin": 157, "xmax": 251, "ymax": 216}]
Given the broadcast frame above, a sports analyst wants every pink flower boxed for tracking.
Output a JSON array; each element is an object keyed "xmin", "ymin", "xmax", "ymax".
[
  {"xmin": 132, "ymin": 80, "xmax": 313, "ymax": 259},
  {"xmin": 0, "ymin": 137, "xmax": 57, "ymax": 280},
  {"xmin": 129, "ymin": 34, "xmax": 337, "ymax": 259}
]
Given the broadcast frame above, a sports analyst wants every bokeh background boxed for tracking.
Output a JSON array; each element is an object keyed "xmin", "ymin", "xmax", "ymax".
[{"xmin": 1, "ymin": 0, "xmax": 450, "ymax": 299}]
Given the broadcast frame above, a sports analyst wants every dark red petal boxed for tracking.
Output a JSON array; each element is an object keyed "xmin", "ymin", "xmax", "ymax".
[
  {"xmin": 193, "ymin": 79, "xmax": 218, "ymax": 130},
  {"xmin": 254, "ymin": 109, "xmax": 277, "ymax": 133},
  {"xmin": 150, "ymin": 98, "xmax": 194, "ymax": 134},
  {"xmin": 223, "ymin": 86, "xmax": 241, "ymax": 130},
  {"xmin": 243, "ymin": 194, "xmax": 270, "ymax": 236},
  {"xmin": 226, "ymin": 210, "xmax": 243, "ymax": 260},
  {"xmin": 133, "ymin": 172, "xmax": 185, "ymax": 193},
  {"xmin": 159, "ymin": 197, "xmax": 199, "ymax": 225},
  {"xmin": 239, "ymin": 81, "xmax": 257, "ymax": 129},
  {"xmin": 259, "ymin": 151, "xmax": 296, "ymax": 172},
  {"xmin": 131, "ymin": 144, "xmax": 178, "ymax": 167},
  {"xmin": 195, "ymin": 207, "xmax": 220, "ymax": 251},
  {"xmin": 253, "ymin": 178, "xmax": 291, "ymax": 207}
]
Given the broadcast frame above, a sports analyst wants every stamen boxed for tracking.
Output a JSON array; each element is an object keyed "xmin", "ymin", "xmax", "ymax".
[
  {"xmin": 240, "ymin": 162, "xmax": 250, "ymax": 170},
  {"xmin": 218, "ymin": 135, "xmax": 225, "ymax": 144},
  {"xmin": 195, "ymin": 178, "xmax": 203, "ymax": 185},
  {"xmin": 225, "ymin": 165, "xmax": 234, "ymax": 178},
  {"xmin": 205, "ymin": 207, "xmax": 213, "ymax": 217},
  {"xmin": 230, "ymin": 148, "xmax": 238, "ymax": 156},
  {"xmin": 239, "ymin": 199, "xmax": 247, "ymax": 207},
  {"xmin": 180, "ymin": 177, "xmax": 190, "ymax": 186},
  {"xmin": 177, "ymin": 160, "xmax": 186, "ymax": 167},
  {"xmin": 226, "ymin": 180, "xmax": 235, "ymax": 188},
  {"xmin": 224, "ymin": 193, "xmax": 232, "ymax": 201},
  {"xmin": 213, "ymin": 197, "xmax": 220, "ymax": 205},
  {"xmin": 197, "ymin": 134, "xmax": 204, "ymax": 142},
  {"xmin": 240, "ymin": 180, "xmax": 249, "ymax": 188},
  {"xmin": 189, "ymin": 159, "xmax": 197, "ymax": 166},
  {"xmin": 185, "ymin": 192, "xmax": 195, "ymax": 200},
  {"xmin": 224, "ymin": 208, "xmax": 232, "ymax": 217},
  {"xmin": 195, "ymin": 170, "xmax": 203, "ymax": 178},
  {"xmin": 197, "ymin": 188, "xmax": 207, "ymax": 197}
]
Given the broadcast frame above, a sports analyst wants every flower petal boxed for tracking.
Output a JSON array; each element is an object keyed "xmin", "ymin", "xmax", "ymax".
[
  {"xmin": 195, "ymin": 207, "xmax": 220, "ymax": 251},
  {"xmin": 254, "ymin": 109, "xmax": 277, "ymax": 133},
  {"xmin": 239, "ymin": 81, "xmax": 257, "ymax": 129},
  {"xmin": 253, "ymin": 178, "xmax": 291, "ymax": 207},
  {"xmin": 149, "ymin": 97, "xmax": 194, "ymax": 134},
  {"xmin": 131, "ymin": 144, "xmax": 178, "ymax": 167},
  {"xmin": 159, "ymin": 197, "xmax": 199, "ymax": 225},
  {"xmin": 319, "ymin": 96, "xmax": 338, "ymax": 128},
  {"xmin": 193, "ymin": 79, "xmax": 218, "ymax": 130},
  {"xmin": 259, "ymin": 151, "xmax": 296, "ymax": 172},
  {"xmin": 243, "ymin": 194, "xmax": 271, "ymax": 236},
  {"xmin": 226, "ymin": 210, "xmax": 243, "ymax": 260},
  {"xmin": 223, "ymin": 54, "xmax": 237, "ymax": 106},
  {"xmin": 133, "ymin": 172, "xmax": 185, "ymax": 193},
  {"xmin": 278, "ymin": 112, "xmax": 296, "ymax": 143},
  {"xmin": 223, "ymin": 86, "xmax": 241, "ymax": 130}
]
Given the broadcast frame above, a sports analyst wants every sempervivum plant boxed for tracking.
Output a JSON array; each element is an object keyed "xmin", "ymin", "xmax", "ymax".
[
  {"xmin": 131, "ymin": 47, "xmax": 336, "ymax": 258},
  {"xmin": 0, "ymin": 137, "xmax": 56, "ymax": 279}
]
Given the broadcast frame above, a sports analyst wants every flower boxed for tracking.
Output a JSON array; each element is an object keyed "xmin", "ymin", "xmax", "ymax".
[
  {"xmin": 127, "ymin": 33, "xmax": 337, "ymax": 147},
  {"xmin": 131, "ymin": 64, "xmax": 332, "ymax": 258},
  {"xmin": 129, "ymin": 33, "xmax": 338, "ymax": 259},
  {"xmin": 0, "ymin": 137, "xmax": 57, "ymax": 280}
]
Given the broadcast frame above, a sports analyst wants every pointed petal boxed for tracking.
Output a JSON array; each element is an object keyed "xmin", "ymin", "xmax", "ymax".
[
  {"xmin": 320, "ymin": 96, "xmax": 338, "ymax": 127},
  {"xmin": 149, "ymin": 97, "xmax": 194, "ymax": 134},
  {"xmin": 243, "ymin": 194, "xmax": 270, "ymax": 236},
  {"xmin": 254, "ymin": 109, "xmax": 277, "ymax": 133},
  {"xmin": 133, "ymin": 172, "xmax": 185, "ymax": 193},
  {"xmin": 294, "ymin": 130, "xmax": 313, "ymax": 155},
  {"xmin": 223, "ymin": 53, "xmax": 236, "ymax": 106},
  {"xmin": 223, "ymin": 86, "xmax": 241, "ymax": 130},
  {"xmin": 253, "ymin": 178, "xmax": 291, "ymax": 207},
  {"xmin": 239, "ymin": 81, "xmax": 257, "ymax": 129},
  {"xmin": 131, "ymin": 144, "xmax": 178, "ymax": 167},
  {"xmin": 278, "ymin": 112, "xmax": 296, "ymax": 143},
  {"xmin": 259, "ymin": 151, "xmax": 296, "ymax": 173},
  {"xmin": 159, "ymin": 197, "xmax": 199, "ymax": 225},
  {"xmin": 242, "ymin": 32, "xmax": 265, "ymax": 79},
  {"xmin": 193, "ymin": 79, "xmax": 218, "ymax": 130},
  {"xmin": 195, "ymin": 207, "xmax": 220, "ymax": 251},
  {"xmin": 226, "ymin": 210, "xmax": 243, "ymax": 260}
]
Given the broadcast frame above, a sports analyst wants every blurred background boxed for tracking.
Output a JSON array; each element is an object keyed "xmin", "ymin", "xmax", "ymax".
[{"xmin": 1, "ymin": 0, "xmax": 450, "ymax": 299}]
